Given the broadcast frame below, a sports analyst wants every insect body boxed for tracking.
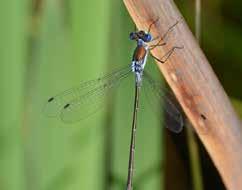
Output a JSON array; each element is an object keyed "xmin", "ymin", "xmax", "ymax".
[
  {"xmin": 43, "ymin": 19, "xmax": 183, "ymax": 190},
  {"xmin": 130, "ymin": 28, "xmax": 159, "ymax": 87},
  {"xmin": 43, "ymin": 20, "xmax": 182, "ymax": 126}
]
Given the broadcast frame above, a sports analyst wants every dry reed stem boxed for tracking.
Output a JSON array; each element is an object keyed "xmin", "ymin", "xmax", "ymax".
[{"xmin": 123, "ymin": 0, "xmax": 242, "ymax": 189}]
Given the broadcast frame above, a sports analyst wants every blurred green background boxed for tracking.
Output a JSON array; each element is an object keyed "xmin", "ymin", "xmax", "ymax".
[{"xmin": 0, "ymin": 0, "xmax": 241, "ymax": 190}]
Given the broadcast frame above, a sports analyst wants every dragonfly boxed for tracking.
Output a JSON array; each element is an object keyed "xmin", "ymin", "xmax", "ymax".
[{"xmin": 43, "ymin": 18, "xmax": 184, "ymax": 190}]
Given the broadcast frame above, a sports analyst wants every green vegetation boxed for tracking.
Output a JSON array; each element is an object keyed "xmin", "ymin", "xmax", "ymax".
[{"xmin": 0, "ymin": 0, "xmax": 241, "ymax": 190}]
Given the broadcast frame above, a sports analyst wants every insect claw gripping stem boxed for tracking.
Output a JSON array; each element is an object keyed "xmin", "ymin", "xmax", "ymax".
[
  {"xmin": 149, "ymin": 19, "xmax": 181, "ymax": 50},
  {"xmin": 151, "ymin": 46, "xmax": 184, "ymax": 64},
  {"xmin": 149, "ymin": 42, "xmax": 167, "ymax": 50},
  {"xmin": 148, "ymin": 17, "xmax": 159, "ymax": 33},
  {"xmin": 161, "ymin": 20, "xmax": 180, "ymax": 41}
]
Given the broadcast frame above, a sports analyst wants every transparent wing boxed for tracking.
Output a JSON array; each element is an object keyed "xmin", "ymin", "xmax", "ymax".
[
  {"xmin": 43, "ymin": 65, "xmax": 132, "ymax": 122},
  {"xmin": 143, "ymin": 71, "xmax": 184, "ymax": 133}
]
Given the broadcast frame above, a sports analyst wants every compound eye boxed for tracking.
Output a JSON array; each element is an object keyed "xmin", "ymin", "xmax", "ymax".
[
  {"xmin": 143, "ymin": 34, "xmax": 152, "ymax": 42},
  {"xmin": 129, "ymin": 32, "xmax": 136, "ymax": 40},
  {"xmin": 138, "ymin": 31, "xmax": 145, "ymax": 37}
]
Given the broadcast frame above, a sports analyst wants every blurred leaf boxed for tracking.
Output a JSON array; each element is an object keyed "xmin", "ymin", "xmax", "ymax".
[{"xmin": 0, "ymin": 0, "xmax": 30, "ymax": 190}]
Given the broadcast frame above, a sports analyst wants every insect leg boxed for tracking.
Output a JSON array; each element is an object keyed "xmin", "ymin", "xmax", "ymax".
[
  {"xmin": 150, "ymin": 19, "xmax": 182, "ymax": 48},
  {"xmin": 148, "ymin": 18, "xmax": 160, "ymax": 33},
  {"xmin": 151, "ymin": 46, "xmax": 184, "ymax": 64}
]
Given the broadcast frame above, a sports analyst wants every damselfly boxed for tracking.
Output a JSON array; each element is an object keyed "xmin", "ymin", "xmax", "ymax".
[{"xmin": 43, "ymin": 18, "xmax": 184, "ymax": 190}]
